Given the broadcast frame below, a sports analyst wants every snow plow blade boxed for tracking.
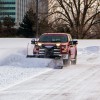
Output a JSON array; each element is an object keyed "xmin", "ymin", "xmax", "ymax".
[
  {"xmin": 26, "ymin": 43, "xmax": 36, "ymax": 58},
  {"xmin": 26, "ymin": 54, "xmax": 61, "ymax": 59},
  {"xmin": 26, "ymin": 55, "xmax": 45, "ymax": 58},
  {"xmin": 26, "ymin": 55, "xmax": 35, "ymax": 58},
  {"xmin": 26, "ymin": 55, "xmax": 63, "ymax": 69}
]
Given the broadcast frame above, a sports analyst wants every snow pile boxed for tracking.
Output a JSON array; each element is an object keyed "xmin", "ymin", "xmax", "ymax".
[
  {"xmin": 0, "ymin": 38, "xmax": 53, "ymax": 90},
  {"xmin": 0, "ymin": 52, "xmax": 52, "ymax": 68},
  {"xmin": 78, "ymin": 40, "xmax": 100, "ymax": 65}
]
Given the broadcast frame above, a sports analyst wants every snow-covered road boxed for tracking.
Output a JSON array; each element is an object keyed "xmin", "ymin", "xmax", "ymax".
[
  {"xmin": 1, "ymin": 64, "xmax": 100, "ymax": 100},
  {"xmin": 0, "ymin": 39, "xmax": 100, "ymax": 100}
]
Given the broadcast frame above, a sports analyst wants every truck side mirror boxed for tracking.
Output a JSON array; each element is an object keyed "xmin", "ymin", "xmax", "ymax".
[
  {"xmin": 31, "ymin": 39, "xmax": 35, "ymax": 44},
  {"xmin": 31, "ymin": 38, "xmax": 38, "ymax": 44},
  {"xmin": 73, "ymin": 40, "xmax": 78, "ymax": 45},
  {"xmin": 70, "ymin": 40, "xmax": 78, "ymax": 45}
]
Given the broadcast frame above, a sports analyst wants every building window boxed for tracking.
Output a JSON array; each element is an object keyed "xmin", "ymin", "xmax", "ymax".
[
  {"xmin": 0, "ymin": 2, "xmax": 15, "ymax": 4},
  {"xmin": 0, "ymin": 7, "xmax": 15, "ymax": 10},
  {"xmin": 0, "ymin": 12, "xmax": 15, "ymax": 15}
]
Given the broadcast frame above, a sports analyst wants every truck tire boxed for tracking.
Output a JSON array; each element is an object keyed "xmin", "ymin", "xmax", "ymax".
[
  {"xmin": 71, "ymin": 55, "xmax": 77, "ymax": 65},
  {"xmin": 54, "ymin": 66, "xmax": 63, "ymax": 69},
  {"xmin": 63, "ymin": 59, "xmax": 68, "ymax": 65},
  {"xmin": 58, "ymin": 66, "xmax": 63, "ymax": 69},
  {"xmin": 67, "ymin": 54, "xmax": 71, "ymax": 65},
  {"xmin": 63, "ymin": 54, "xmax": 71, "ymax": 66}
]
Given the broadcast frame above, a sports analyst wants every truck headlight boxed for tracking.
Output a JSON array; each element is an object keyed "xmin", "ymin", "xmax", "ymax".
[
  {"xmin": 38, "ymin": 43, "xmax": 42, "ymax": 46},
  {"xmin": 56, "ymin": 43, "xmax": 60, "ymax": 47}
]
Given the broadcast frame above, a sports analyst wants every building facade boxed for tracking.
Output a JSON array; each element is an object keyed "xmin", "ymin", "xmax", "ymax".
[
  {"xmin": 16, "ymin": 0, "xmax": 32, "ymax": 25},
  {"xmin": 0, "ymin": 0, "xmax": 16, "ymax": 21},
  {"xmin": 0, "ymin": 0, "xmax": 48, "ymax": 28},
  {"xmin": 0, "ymin": 0, "xmax": 31, "ymax": 27}
]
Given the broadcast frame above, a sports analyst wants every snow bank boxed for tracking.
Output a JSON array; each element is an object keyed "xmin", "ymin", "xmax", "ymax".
[{"xmin": 78, "ymin": 40, "xmax": 100, "ymax": 65}]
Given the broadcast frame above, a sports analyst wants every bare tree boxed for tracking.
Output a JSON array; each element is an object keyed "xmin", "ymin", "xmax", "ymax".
[
  {"xmin": 28, "ymin": 0, "xmax": 48, "ymax": 19},
  {"xmin": 48, "ymin": 0, "xmax": 100, "ymax": 38},
  {"xmin": 90, "ymin": 13, "xmax": 100, "ymax": 38}
]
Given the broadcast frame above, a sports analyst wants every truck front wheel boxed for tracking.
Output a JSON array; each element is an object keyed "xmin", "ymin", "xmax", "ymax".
[
  {"xmin": 63, "ymin": 54, "xmax": 71, "ymax": 66},
  {"xmin": 71, "ymin": 55, "xmax": 77, "ymax": 65}
]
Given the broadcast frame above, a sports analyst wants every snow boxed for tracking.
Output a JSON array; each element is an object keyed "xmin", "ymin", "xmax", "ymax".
[
  {"xmin": 0, "ymin": 38, "xmax": 100, "ymax": 100},
  {"xmin": 0, "ymin": 38, "xmax": 53, "ymax": 90},
  {"xmin": 78, "ymin": 40, "xmax": 100, "ymax": 65}
]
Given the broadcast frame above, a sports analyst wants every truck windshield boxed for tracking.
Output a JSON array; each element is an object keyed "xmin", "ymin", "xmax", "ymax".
[{"xmin": 39, "ymin": 35, "xmax": 68, "ymax": 42}]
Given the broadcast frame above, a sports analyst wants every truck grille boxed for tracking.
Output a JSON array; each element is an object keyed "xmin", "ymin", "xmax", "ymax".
[{"xmin": 39, "ymin": 46, "xmax": 60, "ymax": 57}]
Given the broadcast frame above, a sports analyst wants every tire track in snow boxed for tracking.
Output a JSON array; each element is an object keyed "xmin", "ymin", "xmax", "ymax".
[
  {"xmin": 22, "ymin": 64, "xmax": 99, "ymax": 100},
  {"xmin": 37, "ymin": 64, "xmax": 100, "ymax": 100}
]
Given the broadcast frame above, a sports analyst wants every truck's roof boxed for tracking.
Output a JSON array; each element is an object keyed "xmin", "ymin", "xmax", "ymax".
[{"xmin": 42, "ymin": 33, "xmax": 70, "ymax": 36}]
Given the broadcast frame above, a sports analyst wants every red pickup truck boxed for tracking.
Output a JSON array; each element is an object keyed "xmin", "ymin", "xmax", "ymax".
[{"xmin": 31, "ymin": 33, "xmax": 78, "ymax": 66}]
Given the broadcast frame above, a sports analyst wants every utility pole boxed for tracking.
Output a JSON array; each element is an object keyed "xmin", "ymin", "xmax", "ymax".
[{"xmin": 36, "ymin": 0, "xmax": 38, "ymax": 38}]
